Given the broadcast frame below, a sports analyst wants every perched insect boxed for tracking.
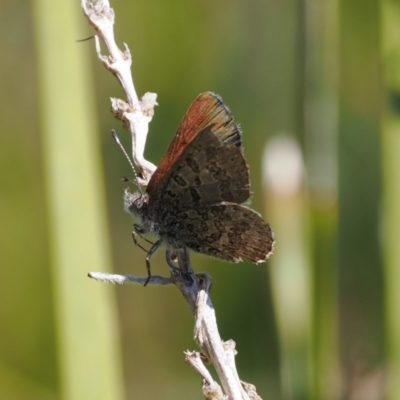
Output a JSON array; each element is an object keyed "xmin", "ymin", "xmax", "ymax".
[{"xmin": 123, "ymin": 92, "xmax": 274, "ymax": 284}]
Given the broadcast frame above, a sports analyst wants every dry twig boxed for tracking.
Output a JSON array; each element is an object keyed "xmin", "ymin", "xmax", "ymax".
[{"xmin": 82, "ymin": 1, "xmax": 262, "ymax": 398}]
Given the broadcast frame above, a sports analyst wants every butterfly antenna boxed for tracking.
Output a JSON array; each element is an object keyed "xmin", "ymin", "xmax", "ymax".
[{"xmin": 110, "ymin": 129, "xmax": 143, "ymax": 193}]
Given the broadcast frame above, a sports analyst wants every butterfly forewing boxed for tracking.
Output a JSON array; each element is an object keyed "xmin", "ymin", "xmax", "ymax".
[
  {"xmin": 176, "ymin": 203, "xmax": 274, "ymax": 263},
  {"xmin": 147, "ymin": 127, "xmax": 250, "ymax": 219},
  {"xmin": 147, "ymin": 92, "xmax": 242, "ymax": 195}
]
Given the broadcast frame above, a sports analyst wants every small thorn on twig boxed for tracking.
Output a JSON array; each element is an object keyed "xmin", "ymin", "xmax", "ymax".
[
  {"xmin": 76, "ymin": 36, "xmax": 95, "ymax": 42},
  {"xmin": 122, "ymin": 176, "xmax": 137, "ymax": 184}
]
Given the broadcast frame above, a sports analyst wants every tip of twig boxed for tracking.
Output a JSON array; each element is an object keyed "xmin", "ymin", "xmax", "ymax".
[{"xmin": 88, "ymin": 271, "xmax": 173, "ymax": 286}]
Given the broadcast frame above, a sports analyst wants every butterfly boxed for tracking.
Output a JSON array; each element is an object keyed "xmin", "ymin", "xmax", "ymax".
[{"xmin": 124, "ymin": 92, "xmax": 274, "ymax": 284}]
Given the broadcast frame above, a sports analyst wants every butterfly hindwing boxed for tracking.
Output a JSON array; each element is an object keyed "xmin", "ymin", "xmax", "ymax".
[{"xmin": 175, "ymin": 203, "xmax": 274, "ymax": 263}]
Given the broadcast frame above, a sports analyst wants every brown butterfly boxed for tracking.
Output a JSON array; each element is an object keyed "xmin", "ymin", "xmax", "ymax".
[{"xmin": 124, "ymin": 92, "xmax": 274, "ymax": 284}]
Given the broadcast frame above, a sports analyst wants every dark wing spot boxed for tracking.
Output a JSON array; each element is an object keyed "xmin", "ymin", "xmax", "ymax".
[
  {"xmin": 165, "ymin": 190, "xmax": 177, "ymax": 198},
  {"xmin": 205, "ymin": 145, "xmax": 218, "ymax": 161},
  {"xmin": 214, "ymin": 220, "xmax": 223, "ymax": 230},
  {"xmin": 189, "ymin": 187, "xmax": 201, "ymax": 203},
  {"xmin": 200, "ymin": 221, "xmax": 209, "ymax": 232},
  {"xmin": 174, "ymin": 175, "xmax": 187, "ymax": 187},
  {"xmin": 186, "ymin": 156, "xmax": 200, "ymax": 174}
]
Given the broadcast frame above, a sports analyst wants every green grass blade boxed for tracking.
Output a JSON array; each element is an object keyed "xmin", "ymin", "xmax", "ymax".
[
  {"xmin": 381, "ymin": 2, "xmax": 400, "ymax": 396},
  {"xmin": 32, "ymin": 0, "xmax": 124, "ymax": 398}
]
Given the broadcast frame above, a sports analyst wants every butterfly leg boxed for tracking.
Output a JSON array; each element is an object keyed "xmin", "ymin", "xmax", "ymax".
[
  {"xmin": 144, "ymin": 240, "xmax": 161, "ymax": 286},
  {"xmin": 142, "ymin": 236, "xmax": 155, "ymax": 246},
  {"xmin": 132, "ymin": 230, "xmax": 154, "ymax": 253},
  {"xmin": 165, "ymin": 249, "xmax": 180, "ymax": 271},
  {"xmin": 131, "ymin": 231, "xmax": 149, "ymax": 253}
]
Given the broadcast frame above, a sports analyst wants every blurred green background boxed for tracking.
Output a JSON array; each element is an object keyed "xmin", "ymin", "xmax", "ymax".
[{"xmin": 2, "ymin": 0, "xmax": 399, "ymax": 399}]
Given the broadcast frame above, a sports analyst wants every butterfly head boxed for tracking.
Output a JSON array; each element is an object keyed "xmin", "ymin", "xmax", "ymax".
[
  {"xmin": 124, "ymin": 188, "xmax": 153, "ymax": 235},
  {"xmin": 124, "ymin": 187, "xmax": 149, "ymax": 213}
]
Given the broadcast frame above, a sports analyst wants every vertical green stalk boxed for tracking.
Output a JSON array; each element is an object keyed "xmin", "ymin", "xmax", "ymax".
[
  {"xmin": 381, "ymin": 1, "xmax": 400, "ymax": 398},
  {"xmin": 303, "ymin": 0, "xmax": 340, "ymax": 398},
  {"xmin": 263, "ymin": 138, "xmax": 311, "ymax": 400},
  {"xmin": 338, "ymin": 0, "xmax": 383, "ymax": 394},
  {"xmin": 32, "ymin": 0, "xmax": 124, "ymax": 399}
]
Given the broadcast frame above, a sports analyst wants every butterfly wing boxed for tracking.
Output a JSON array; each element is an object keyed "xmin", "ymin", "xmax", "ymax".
[
  {"xmin": 147, "ymin": 92, "xmax": 242, "ymax": 195},
  {"xmin": 146, "ymin": 93, "xmax": 250, "ymax": 222},
  {"xmin": 148, "ymin": 126, "xmax": 250, "ymax": 222},
  {"xmin": 175, "ymin": 203, "xmax": 274, "ymax": 263}
]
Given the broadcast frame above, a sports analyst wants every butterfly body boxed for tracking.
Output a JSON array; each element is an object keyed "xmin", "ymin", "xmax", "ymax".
[{"xmin": 124, "ymin": 92, "xmax": 274, "ymax": 281}]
